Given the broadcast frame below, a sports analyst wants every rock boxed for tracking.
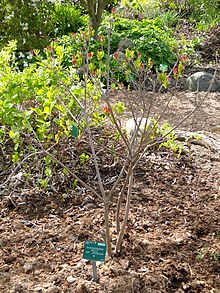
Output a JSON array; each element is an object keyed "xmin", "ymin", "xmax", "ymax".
[
  {"xmin": 67, "ymin": 275, "xmax": 76, "ymax": 284},
  {"xmin": 175, "ymin": 130, "xmax": 220, "ymax": 151},
  {"xmin": 35, "ymin": 286, "xmax": 44, "ymax": 292},
  {"xmin": 211, "ymin": 125, "xmax": 220, "ymax": 133},
  {"xmin": 23, "ymin": 262, "xmax": 34, "ymax": 274},
  {"xmin": 117, "ymin": 38, "xmax": 134, "ymax": 52},
  {"xmin": 185, "ymin": 71, "xmax": 220, "ymax": 92},
  {"xmin": 125, "ymin": 117, "xmax": 152, "ymax": 138},
  {"xmin": 10, "ymin": 283, "xmax": 27, "ymax": 293},
  {"xmin": 45, "ymin": 286, "xmax": 61, "ymax": 293}
]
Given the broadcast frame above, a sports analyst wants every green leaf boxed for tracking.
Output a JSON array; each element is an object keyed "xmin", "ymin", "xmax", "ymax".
[
  {"xmin": 45, "ymin": 167, "xmax": 52, "ymax": 177},
  {"xmin": 31, "ymin": 108, "xmax": 43, "ymax": 115},
  {"xmin": 9, "ymin": 130, "xmax": 15, "ymax": 139},
  {"xmin": 44, "ymin": 106, "xmax": 51, "ymax": 114},
  {"xmin": 115, "ymin": 102, "xmax": 125, "ymax": 115}
]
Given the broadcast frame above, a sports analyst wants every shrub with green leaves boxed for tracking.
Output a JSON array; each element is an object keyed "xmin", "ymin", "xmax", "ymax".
[
  {"xmin": 56, "ymin": 17, "xmax": 176, "ymax": 82},
  {"xmin": 0, "ymin": 0, "xmax": 56, "ymax": 51},
  {"xmin": 118, "ymin": 0, "xmax": 162, "ymax": 20},
  {"xmin": 107, "ymin": 17, "xmax": 176, "ymax": 67},
  {"xmin": 0, "ymin": 39, "xmax": 108, "ymax": 190},
  {"xmin": 160, "ymin": 0, "xmax": 219, "ymax": 27},
  {"xmin": 53, "ymin": 3, "xmax": 88, "ymax": 37},
  {"xmin": 0, "ymin": 31, "xmax": 190, "ymax": 255},
  {"xmin": 0, "ymin": 41, "xmax": 84, "ymax": 157}
]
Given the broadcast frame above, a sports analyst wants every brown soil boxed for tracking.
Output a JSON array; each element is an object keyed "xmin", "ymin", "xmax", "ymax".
[{"xmin": 0, "ymin": 90, "xmax": 220, "ymax": 293}]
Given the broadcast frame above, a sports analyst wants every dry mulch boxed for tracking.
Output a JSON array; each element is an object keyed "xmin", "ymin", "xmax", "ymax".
[{"xmin": 0, "ymin": 89, "xmax": 220, "ymax": 293}]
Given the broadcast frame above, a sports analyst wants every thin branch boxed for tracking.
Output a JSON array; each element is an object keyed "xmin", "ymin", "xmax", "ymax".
[
  {"xmin": 19, "ymin": 118, "xmax": 104, "ymax": 202},
  {"xmin": 83, "ymin": 53, "xmax": 107, "ymax": 200},
  {"xmin": 115, "ymin": 163, "xmax": 134, "ymax": 253},
  {"xmin": 0, "ymin": 150, "xmax": 44, "ymax": 190}
]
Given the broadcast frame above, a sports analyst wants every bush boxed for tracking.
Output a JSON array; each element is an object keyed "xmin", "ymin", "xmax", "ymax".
[
  {"xmin": 0, "ymin": 39, "xmax": 104, "ymax": 187},
  {"xmin": 160, "ymin": 0, "xmax": 219, "ymax": 26},
  {"xmin": 118, "ymin": 0, "xmax": 162, "ymax": 20},
  {"xmin": 0, "ymin": 0, "xmax": 56, "ymax": 51},
  {"xmin": 53, "ymin": 3, "xmax": 88, "ymax": 37},
  {"xmin": 101, "ymin": 17, "xmax": 176, "ymax": 68},
  {"xmin": 0, "ymin": 41, "xmax": 83, "ymax": 151},
  {"xmin": 56, "ymin": 17, "xmax": 176, "ymax": 79}
]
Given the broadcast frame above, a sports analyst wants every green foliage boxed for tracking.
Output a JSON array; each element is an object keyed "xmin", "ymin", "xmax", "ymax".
[
  {"xmin": 0, "ymin": 39, "xmax": 110, "ymax": 168},
  {"xmin": 57, "ymin": 17, "xmax": 176, "ymax": 81},
  {"xmin": 0, "ymin": 41, "xmax": 81, "ymax": 155},
  {"xmin": 0, "ymin": 0, "xmax": 88, "ymax": 53},
  {"xmin": 118, "ymin": 0, "xmax": 162, "ymax": 20},
  {"xmin": 0, "ymin": 0, "xmax": 56, "ymax": 51},
  {"xmin": 53, "ymin": 3, "xmax": 88, "ymax": 37},
  {"xmin": 102, "ymin": 17, "xmax": 176, "ymax": 68},
  {"xmin": 55, "ymin": 27, "xmax": 107, "ymax": 72},
  {"xmin": 160, "ymin": 0, "xmax": 219, "ymax": 27},
  {"xmin": 178, "ymin": 35, "xmax": 203, "ymax": 65},
  {"xmin": 156, "ymin": 10, "xmax": 180, "ymax": 27},
  {"xmin": 195, "ymin": 247, "xmax": 219, "ymax": 261},
  {"xmin": 0, "ymin": 24, "xmax": 185, "ymax": 172},
  {"xmin": 158, "ymin": 122, "xmax": 186, "ymax": 156},
  {"xmin": 79, "ymin": 153, "xmax": 90, "ymax": 164}
]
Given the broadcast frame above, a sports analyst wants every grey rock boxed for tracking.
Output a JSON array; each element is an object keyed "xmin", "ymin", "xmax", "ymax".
[
  {"xmin": 23, "ymin": 262, "xmax": 34, "ymax": 274},
  {"xmin": 117, "ymin": 38, "xmax": 134, "ymax": 52},
  {"xmin": 185, "ymin": 71, "xmax": 220, "ymax": 92},
  {"xmin": 10, "ymin": 283, "xmax": 27, "ymax": 293},
  {"xmin": 67, "ymin": 275, "xmax": 76, "ymax": 284},
  {"xmin": 35, "ymin": 286, "xmax": 44, "ymax": 293},
  {"xmin": 125, "ymin": 117, "xmax": 152, "ymax": 138},
  {"xmin": 45, "ymin": 286, "xmax": 61, "ymax": 293}
]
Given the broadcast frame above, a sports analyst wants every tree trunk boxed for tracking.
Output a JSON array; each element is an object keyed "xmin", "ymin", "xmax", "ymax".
[
  {"xmin": 79, "ymin": 0, "xmax": 112, "ymax": 39},
  {"xmin": 89, "ymin": 16, "xmax": 101, "ymax": 39}
]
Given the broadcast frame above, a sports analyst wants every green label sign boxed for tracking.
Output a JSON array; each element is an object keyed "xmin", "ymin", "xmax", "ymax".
[
  {"xmin": 159, "ymin": 64, "xmax": 168, "ymax": 72},
  {"xmin": 83, "ymin": 240, "xmax": 106, "ymax": 262},
  {"xmin": 72, "ymin": 125, "xmax": 79, "ymax": 138}
]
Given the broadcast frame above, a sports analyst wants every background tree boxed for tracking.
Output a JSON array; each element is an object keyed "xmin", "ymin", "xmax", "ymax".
[
  {"xmin": 0, "ymin": 0, "xmax": 55, "ymax": 51},
  {"xmin": 78, "ymin": 0, "xmax": 116, "ymax": 38}
]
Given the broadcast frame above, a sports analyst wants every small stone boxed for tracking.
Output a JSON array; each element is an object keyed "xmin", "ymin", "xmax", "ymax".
[
  {"xmin": 10, "ymin": 283, "xmax": 26, "ymax": 293},
  {"xmin": 45, "ymin": 286, "xmax": 61, "ymax": 293},
  {"xmin": 35, "ymin": 286, "xmax": 44, "ymax": 292},
  {"xmin": 125, "ymin": 117, "xmax": 152, "ymax": 139},
  {"xmin": 211, "ymin": 125, "xmax": 220, "ymax": 133},
  {"xmin": 23, "ymin": 262, "xmax": 34, "ymax": 273},
  {"xmin": 81, "ymin": 259, "xmax": 89, "ymax": 264},
  {"xmin": 67, "ymin": 275, "xmax": 76, "ymax": 284}
]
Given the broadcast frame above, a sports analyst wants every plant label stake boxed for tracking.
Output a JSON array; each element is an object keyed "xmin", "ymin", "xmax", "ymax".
[
  {"xmin": 92, "ymin": 260, "xmax": 98, "ymax": 282},
  {"xmin": 83, "ymin": 240, "xmax": 106, "ymax": 282}
]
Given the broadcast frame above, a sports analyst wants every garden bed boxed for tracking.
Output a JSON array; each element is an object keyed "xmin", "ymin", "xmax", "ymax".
[{"xmin": 0, "ymin": 91, "xmax": 219, "ymax": 293}]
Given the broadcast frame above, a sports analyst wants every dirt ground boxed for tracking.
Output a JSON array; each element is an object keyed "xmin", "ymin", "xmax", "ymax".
[{"xmin": 0, "ymin": 88, "xmax": 220, "ymax": 293}]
